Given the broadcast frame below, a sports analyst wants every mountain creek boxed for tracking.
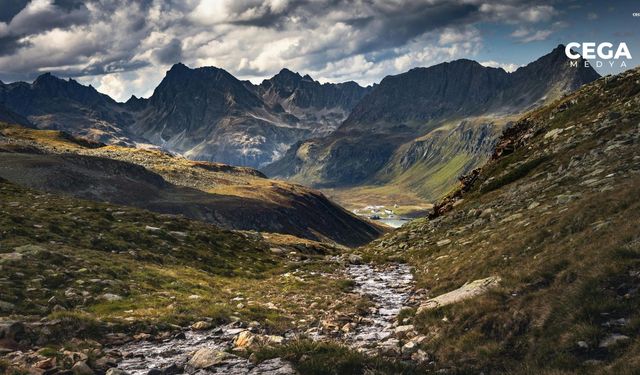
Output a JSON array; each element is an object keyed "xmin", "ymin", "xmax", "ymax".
[{"xmin": 115, "ymin": 263, "xmax": 415, "ymax": 374}]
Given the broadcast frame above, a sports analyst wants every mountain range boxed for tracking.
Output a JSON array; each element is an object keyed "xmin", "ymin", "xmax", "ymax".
[
  {"xmin": 0, "ymin": 45, "xmax": 599, "ymax": 202},
  {"xmin": 0, "ymin": 64, "xmax": 371, "ymax": 169},
  {"xmin": 264, "ymin": 45, "xmax": 600, "ymax": 199}
]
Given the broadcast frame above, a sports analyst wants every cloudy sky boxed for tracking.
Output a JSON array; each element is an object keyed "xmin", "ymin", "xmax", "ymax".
[{"xmin": 0, "ymin": 0, "xmax": 638, "ymax": 102}]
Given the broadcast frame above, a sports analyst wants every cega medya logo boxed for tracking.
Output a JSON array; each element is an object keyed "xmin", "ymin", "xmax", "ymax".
[{"xmin": 565, "ymin": 42, "xmax": 632, "ymax": 68}]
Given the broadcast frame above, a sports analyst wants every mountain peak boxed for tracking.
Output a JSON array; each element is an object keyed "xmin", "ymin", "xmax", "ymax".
[
  {"xmin": 33, "ymin": 72, "xmax": 61, "ymax": 85},
  {"xmin": 277, "ymin": 68, "xmax": 302, "ymax": 78},
  {"xmin": 169, "ymin": 62, "xmax": 190, "ymax": 71}
]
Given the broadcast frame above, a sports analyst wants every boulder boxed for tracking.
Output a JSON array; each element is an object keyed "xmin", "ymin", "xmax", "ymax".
[
  {"xmin": 401, "ymin": 341, "xmax": 418, "ymax": 357},
  {"xmin": 348, "ymin": 254, "xmax": 363, "ymax": 265},
  {"xmin": 417, "ymin": 276, "xmax": 501, "ymax": 314},
  {"xmin": 186, "ymin": 348, "xmax": 234, "ymax": 369},
  {"xmin": 248, "ymin": 358, "xmax": 297, "ymax": 374},
  {"xmin": 72, "ymin": 361, "xmax": 95, "ymax": 375},
  {"xmin": 233, "ymin": 330, "xmax": 255, "ymax": 348},
  {"xmin": 394, "ymin": 325, "xmax": 415, "ymax": 339},
  {"xmin": 105, "ymin": 368, "xmax": 128, "ymax": 375}
]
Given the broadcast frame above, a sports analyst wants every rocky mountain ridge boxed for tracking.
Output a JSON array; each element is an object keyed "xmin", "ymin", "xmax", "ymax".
[
  {"xmin": 0, "ymin": 65, "xmax": 371, "ymax": 169},
  {"xmin": 264, "ymin": 45, "xmax": 600, "ymax": 200}
]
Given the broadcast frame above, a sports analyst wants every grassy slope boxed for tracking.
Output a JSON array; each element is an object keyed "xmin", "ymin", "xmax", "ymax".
[
  {"xmin": 361, "ymin": 68, "xmax": 640, "ymax": 373},
  {"xmin": 0, "ymin": 179, "xmax": 367, "ymax": 336},
  {"xmin": 0, "ymin": 124, "xmax": 385, "ymax": 246}
]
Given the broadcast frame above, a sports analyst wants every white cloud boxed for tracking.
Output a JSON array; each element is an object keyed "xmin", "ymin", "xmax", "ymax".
[
  {"xmin": 0, "ymin": 0, "xmax": 562, "ymax": 98},
  {"xmin": 480, "ymin": 60, "xmax": 520, "ymax": 73},
  {"xmin": 510, "ymin": 27, "xmax": 553, "ymax": 43}
]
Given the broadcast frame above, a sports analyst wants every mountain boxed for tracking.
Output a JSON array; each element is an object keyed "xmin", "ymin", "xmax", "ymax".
[
  {"xmin": 0, "ymin": 73, "xmax": 135, "ymax": 144},
  {"xmin": 0, "ymin": 103, "xmax": 30, "ymax": 126},
  {"xmin": 127, "ymin": 64, "xmax": 371, "ymax": 168},
  {"xmin": 254, "ymin": 68, "xmax": 372, "ymax": 136},
  {"xmin": 358, "ymin": 66, "xmax": 640, "ymax": 373},
  {"xmin": 0, "ymin": 123, "xmax": 384, "ymax": 246},
  {"xmin": 263, "ymin": 45, "xmax": 600, "ymax": 200},
  {"xmin": 0, "ymin": 65, "xmax": 370, "ymax": 169}
]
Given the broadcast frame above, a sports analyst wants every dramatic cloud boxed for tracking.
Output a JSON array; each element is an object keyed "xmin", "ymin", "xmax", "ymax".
[
  {"xmin": 0, "ymin": 0, "xmax": 571, "ymax": 101},
  {"xmin": 480, "ymin": 60, "xmax": 520, "ymax": 73}
]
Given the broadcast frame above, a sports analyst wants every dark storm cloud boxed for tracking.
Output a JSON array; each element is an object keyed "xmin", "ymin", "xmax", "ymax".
[
  {"xmin": 349, "ymin": 1, "xmax": 480, "ymax": 54},
  {"xmin": 0, "ymin": 0, "xmax": 565, "ymax": 101},
  {"xmin": 0, "ymin": 0, "xmax": 90, "ymax": 37},
  {"xmin": 0, "ymin": 0, "xmax": 30, "ymax": 23},
  {"xmin": 0, "ymin": 35, "xmax": 28, "ymax": 55},
  {"xmin": 153, "ymin": 38, "xmax": 183, "ymax": 65}
]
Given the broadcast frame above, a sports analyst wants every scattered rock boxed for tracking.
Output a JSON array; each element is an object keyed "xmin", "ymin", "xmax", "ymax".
[
  {"xmin": 233, "ymin": 330, "xmax": 255, "ymax": 348},
  {"xmin": 401, "ymin": 341, "xmax": 418, "ymax": 357},
  {"xmin": 105, "ymin": 369, "xmax": 128, "ymax": 375},
  {"xmin": 35, "ymin": 357, "xmax": 56, "ymax": 369},
  {"xmin": 348, "ymin": 254, "xmax": 363, "ymax": 264},
  {"xmin": 436, "ymin": 239, "xmax": 451, "ymax": 247},
  {"xmin": 101, "ymin": 293, "xmax": 123, "ymax": 302},
  {"xmin": 599, "ymin": 334, "xmax": 630, "ymax": 348},
  {"xmin": 411, "ymin": 349, "xmax": 429, "ymax": 363},
  {"xmin": 191, "ymin": 321, "xmax": 212, "ymax": 330},
  {"xmin": 394, "ymin": 325, "xmax": 415, "ymax": 339},
  {"xmin": 576, "ymin": 341, "xmax": 589, "ymax": 349}
]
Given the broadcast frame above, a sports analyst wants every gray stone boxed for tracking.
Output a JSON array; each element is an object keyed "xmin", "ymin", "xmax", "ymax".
[
  {"xmin": 72, "ymin": 361, "xmax": 95, "ymax": 375},
  {"xmin": 417, "ymin": 276, "xmax": 501, "ymax": 314},
  {"xmin": 248, "ymin": 358, "xmax": 297, "ymax": 374},
  {"xmin": 599, "ymin": 334, "xmax": 630, "ymax": 348},
  {"xmin": 187, "ymin": 348, "xmax": 234, "ymax": 369},
  {"xmin": 348, "ymin": 254, "xmax": 363, "ymax": 264},
  {"xmin": 105, "ymin": 369, "xmax": 128, "ymax": 375},
  {"xmin": 101, "ymin": 293, "xmax": 123, "ymax": 302}
]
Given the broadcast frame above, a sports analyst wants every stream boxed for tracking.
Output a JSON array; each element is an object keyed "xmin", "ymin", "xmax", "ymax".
[{"xmin": 115, "ymin": 263, "xmax": 414, "ymax": 374}]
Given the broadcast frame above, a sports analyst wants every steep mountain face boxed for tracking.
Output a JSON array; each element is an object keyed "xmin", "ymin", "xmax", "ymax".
[
  {"xmin": 264, "ymin": 45, "xmax": 600, "ymax": 199},
  {"xmin": 255, "ymin": 69, "xmax": 371, "ymax": 136},
  {"xmin": 128, "ymin": 63, "xmax": 306, "ymax": 168},
  {"xmin": 0, "ymin": 123, "xmax": 384, "ymax": 246},
  {"xmin": 0, "ymin": 65, "xmax": 370, "ymax": 170},
  {"xmin": 0, "ymin": 74, "xmax": 134, "ymax": 144},
  {"xmin": 360, "ymin": 67, "xmax": 640, "ymax": 373},
  {"xmin": 0, "ymin": 103, "xmax": 30, "ymax": 126},
  {"xmin": 126, "ymin": 64, "xmax": 372, "ymax": 168}
]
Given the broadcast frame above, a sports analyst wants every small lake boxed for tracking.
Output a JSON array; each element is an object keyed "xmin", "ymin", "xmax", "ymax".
[{"xmin": 378, "ymin": 218, "xmax": 410, "ymax": 228}]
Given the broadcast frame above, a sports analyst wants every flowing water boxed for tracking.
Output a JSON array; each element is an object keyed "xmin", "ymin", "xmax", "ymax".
[{"xmin": 116, "ymin": 263, "xmax": 414, "ymax": 374}]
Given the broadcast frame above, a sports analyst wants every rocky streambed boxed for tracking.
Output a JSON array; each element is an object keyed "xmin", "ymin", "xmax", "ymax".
[{"xmin": 114, "ymin": 262, "xmax": 417, "ymax": 374}]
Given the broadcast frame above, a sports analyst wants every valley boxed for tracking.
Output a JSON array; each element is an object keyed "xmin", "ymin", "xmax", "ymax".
[{"xmin": 1, "ymin": 47, "xmax": 639, "ymax": 375}]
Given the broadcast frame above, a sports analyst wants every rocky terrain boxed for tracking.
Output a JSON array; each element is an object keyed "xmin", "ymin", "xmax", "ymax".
[
  {"xmin": 0, "ymin": 124, "xmax": 384, "ymax": 247},
  {"xmin": 1, "ymin": 49, "xmax": 639, "ymax": 375},
  {"xmin": 264, "ymin": 45, "xmax": 600, "ymax": 201},
  {"xmin": 254, "ymin": 68, "xmax": 372, "ymax": 137},
  {"xmin": 357, "ymin": 66, "xmax": 640, "ymax": 373},
  {"xmin": 0, "ymin": 74, "xmax": 135, "ymax": 145}
]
